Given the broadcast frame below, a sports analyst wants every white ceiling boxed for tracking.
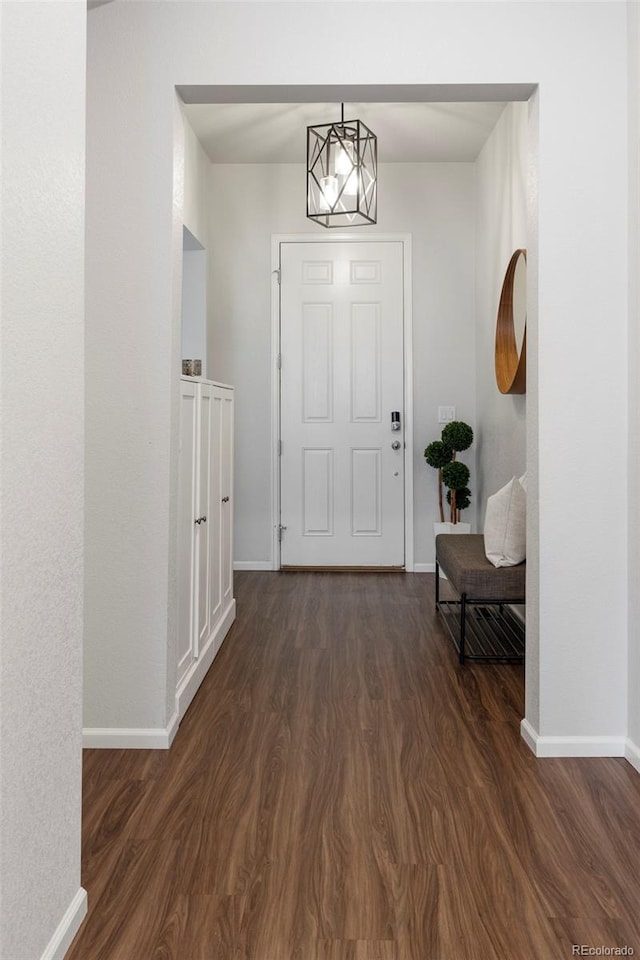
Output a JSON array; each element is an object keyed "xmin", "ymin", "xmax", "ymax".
[{"xmin": 183, "ymin": 101, "xmax": 508, "ymax": 164}]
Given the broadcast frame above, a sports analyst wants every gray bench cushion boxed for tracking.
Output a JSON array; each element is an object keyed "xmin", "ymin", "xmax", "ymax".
[{"xmin": 436, "ymin": 533, "xmax": 525, "ymax": 600}]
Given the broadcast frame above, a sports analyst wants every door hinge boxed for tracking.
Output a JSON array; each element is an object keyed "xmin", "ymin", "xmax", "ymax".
[
  {"xmin": 276, "ymin": 352, "xmax": 282, "ymax": 370},
  {"xmin": 274, "ymin": 268, "xmax": 281, "ymax": 285},
  {"xmin": 278, "ymin": 524, "xmax": 287, "ymax": 542},
  {"xmin": 278, "ymin": 439, "xmax": 283, "ymax": 456}
]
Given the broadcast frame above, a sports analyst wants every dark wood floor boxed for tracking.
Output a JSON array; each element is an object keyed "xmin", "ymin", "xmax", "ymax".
[{"xmin": 68, "ymin": 572, "xmax": 640, "ymax": 960}]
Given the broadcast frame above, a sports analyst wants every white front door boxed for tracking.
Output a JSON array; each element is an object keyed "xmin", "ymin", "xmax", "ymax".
[{"xmin": 280, "ymin": 240, "xmax": 405, "ymax": 567}]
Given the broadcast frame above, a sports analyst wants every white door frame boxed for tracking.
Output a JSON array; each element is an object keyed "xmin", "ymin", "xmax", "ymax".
[{"xmin": 270, "ymin": 233, "xmax": 414, "ymax": 571}]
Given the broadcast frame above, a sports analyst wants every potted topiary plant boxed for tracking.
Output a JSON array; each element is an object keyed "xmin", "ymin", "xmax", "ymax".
[{"xmin": 424, "ymin": 420, "xmax": 473, "ymax": 533}]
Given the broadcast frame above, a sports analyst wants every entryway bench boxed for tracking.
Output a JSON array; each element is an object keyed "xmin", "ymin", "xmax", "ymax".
[{"xmin": 435, "ymin": 533, "xmax": 525, "ymax": 664}]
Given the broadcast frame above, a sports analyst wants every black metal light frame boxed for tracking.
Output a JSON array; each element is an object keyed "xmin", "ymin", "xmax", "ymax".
[{"xmin": 307, "ymin": 105, "xmax": 377, "ymax": 228}]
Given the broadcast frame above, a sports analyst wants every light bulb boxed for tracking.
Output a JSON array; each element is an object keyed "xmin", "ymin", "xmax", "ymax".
[
  {"xmin": 319, "ymin": 175, "xmax": 338, "ymax": 211},
  {"xmin": 335, "ymin": 140, "xmax": 354, "ymax": 177}
]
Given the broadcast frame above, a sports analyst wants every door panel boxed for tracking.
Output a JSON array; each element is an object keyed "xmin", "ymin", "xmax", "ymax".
[
  {"xmin": 302, "ymin": 304, "xmax": 333, "ymax": 421},
  {"xmin": 280, "ymin": 240, "xmax": 404, "ymax": 567},
  {"xmin": 220, "ymin": 391, "xmax": 234, "ymax": 608},
  {"xmin": 303, "ymin": 448, "xmax": 333, "ymax": 536},
  {"xmin": 207, "ymin": 391, "xmax": 223, "ymax": 631},
  {"xmin": 351, "ymin": 302, "xmax": 381, "ymax": 421},
  {"xmin": 351, "ymin": 448, "xmax": 382, "ymax": 536},
  {"xmin": 196, "ymin": 384, "xmax": 212, "ymax": 655},
  {"xmin": 177, "ymin": 380, "xmax": 197, "ymax": 684}
]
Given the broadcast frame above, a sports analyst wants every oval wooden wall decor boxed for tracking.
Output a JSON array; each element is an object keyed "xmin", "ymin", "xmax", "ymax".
[{"xmin": 495, "ymin": 248, "xmax": 527, "ymax": 394}]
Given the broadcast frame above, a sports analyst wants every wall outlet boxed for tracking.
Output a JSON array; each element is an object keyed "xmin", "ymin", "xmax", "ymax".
[{"xmin": 438, "ymin": 405, "xmax": 456, "ymax": 424}]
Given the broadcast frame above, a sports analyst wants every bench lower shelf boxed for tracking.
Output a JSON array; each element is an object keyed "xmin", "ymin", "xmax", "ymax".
[{"xmin": 436, "ymin": 599, "xmax": 525, "ymax": 663}]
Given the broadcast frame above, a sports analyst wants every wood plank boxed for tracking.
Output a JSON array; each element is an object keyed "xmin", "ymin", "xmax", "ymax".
[{"xmin": 67, "ymin": 571, "xmax": 640, "ymax": 959}]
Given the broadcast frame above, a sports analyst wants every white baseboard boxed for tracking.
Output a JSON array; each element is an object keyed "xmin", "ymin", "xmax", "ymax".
[
  {"xmin": 40, "ymin": 888, "xmax": 87, "ymax": 960},
  {"xmin": 166, "ymin": 709, "xmax": 180, "ymax": 748},
  {"xmin": 176, "ymin": 600, "xmax": 236, "ymax": 722},
  {"xmin": 520, "ymin": 718, "xmax": 538, "ymax": 754},
  {"xmin": 414, "ymin": 562, "xmax": 448, "ymax": 580},
  {"xmin": 234, "ymin": 560, "xmax": 274, "ymax": 571},
  {"xmin": 521, "ymin": 719, "xmax": 627, "ymax": 758},
  {"xmin": 83, "ymin": 603, "xmax": 236, "ymax": 750},
  {"xmin": 625, "ymin": 737, "xmax": 640, "ymax": 774},
  {"xmin": 82, "ymin": 724, "xmax": 175, "ymax": 749}
]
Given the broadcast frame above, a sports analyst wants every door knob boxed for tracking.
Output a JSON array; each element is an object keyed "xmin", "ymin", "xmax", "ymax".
[{"xmin": 391, "ymin": 439, "xmax": 401, "ymax": 451}]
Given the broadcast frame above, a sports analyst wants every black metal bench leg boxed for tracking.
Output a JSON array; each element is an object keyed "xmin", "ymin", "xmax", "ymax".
[
  {"xmin": 435, "ymin": 561, "xmax": 440, "ymax": 608},
  {"xmin": 460, "ymin": 593, "xmax": 467, "ymax": 664}
]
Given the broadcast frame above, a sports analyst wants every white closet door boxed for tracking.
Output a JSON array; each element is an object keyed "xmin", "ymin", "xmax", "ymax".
[
  {"xmin": 177, "ymin": 379, "xmax": 197, "ymax": 685},
  {"xmin": 220, "ymin": 388, "xmax": 234, "ymax": 610},
  {"xmin": 176, "ymin": 378, "xmax": 236, "ymax": 721},
  {"xmin": 195, "ymin": 382, "xmax": 213, "ymax": 656},
  {"xmin": 208, "ymin": 389, "xmax": 223, "ymax": 631}
]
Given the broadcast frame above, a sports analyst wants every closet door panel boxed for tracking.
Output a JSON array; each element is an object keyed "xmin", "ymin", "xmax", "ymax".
[
  {"xmin": 195, "ymin": 383, "xmax": 213, "ymax": 656},
  {"xmin": 177, "ymin": 380, "xmax": 197, "ymax": 685},
  {"xmin": 220, "ymin": 389, "xmax": 234, "ymax": 610},
  {"xmin": 176, "ymin": 378, "xmax": 235, "ymax": 714},
  {"xmin": 208, "ymin": 390, "xmax": 223, "ymax": 630}
]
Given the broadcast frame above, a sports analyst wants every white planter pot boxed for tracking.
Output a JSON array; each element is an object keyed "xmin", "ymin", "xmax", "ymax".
[{"xmin": 434, "ymin": 521, "xmax": 471, "ymax": 537}]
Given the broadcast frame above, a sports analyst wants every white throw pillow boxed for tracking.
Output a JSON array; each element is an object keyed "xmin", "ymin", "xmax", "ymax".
[{"xmin": 484, "ymin": 477, "xmax": 526, "ymax": 568}]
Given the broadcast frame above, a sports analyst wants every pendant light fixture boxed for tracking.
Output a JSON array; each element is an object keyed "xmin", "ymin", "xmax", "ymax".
[{"xmin": 307, "ymin": 103, "xmax": 377, "ymax": 228}]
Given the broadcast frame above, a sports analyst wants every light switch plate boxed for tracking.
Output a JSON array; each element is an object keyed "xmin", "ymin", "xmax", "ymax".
[{"xmin": 438, "ymin": 405, "xmax": 456, "ymax": 424}]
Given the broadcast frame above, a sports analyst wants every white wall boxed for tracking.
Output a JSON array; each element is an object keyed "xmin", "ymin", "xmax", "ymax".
[
  {"xmin": 628, "ymin": 0, "xmax": 640, "ymax": 767},
  {"xmin": 83, "ymin": 69, "xmax": 212, "ymax": 740},
  {"xmin": 475, "ymin": 102, "xmax": 527, "ymax": 521},
  {"xmin": 474, "ymin": 101, "xmax": 533, "ymax": 723},
  {"xmin": 525, "ymin": 89, "xmax": 541, "ymax": 736},
  {"xmin": 532, "ymin": 2, "xmax": 626, "ymax": 747},
  {"xmin": 0, "ymin": 3, "xmax": 87, "ymax": 958},
  {"xmin": 208, "ymin": 162, "xmax": 476, "ymax": 568},
  {"xmin": 182, "ymin": 235, "xmax": 208, "ymax": 377},
  {"xmin": 182, "ymin": 107, "xmax": 210, "ymax": 248},
  {"xmin": 85, "ymin": 21, "xmax": 175, "ymax": 734},
  {"xmin": 85, "ymin": 1, "xmax": 630, "ymax": 757}
]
